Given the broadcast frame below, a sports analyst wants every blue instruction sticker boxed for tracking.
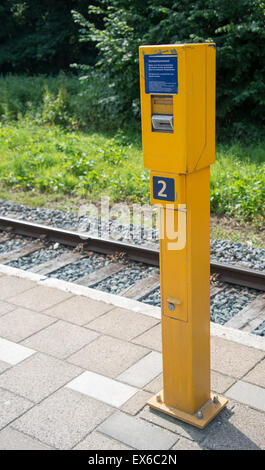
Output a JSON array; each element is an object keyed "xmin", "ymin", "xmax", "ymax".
[
  {"xmin": 153, "ymin": 176, "xmax": 175, "ymax": 202},
  {"xmin": 144, "ymin": 54, "xmax": 178, "ymax": 94}
]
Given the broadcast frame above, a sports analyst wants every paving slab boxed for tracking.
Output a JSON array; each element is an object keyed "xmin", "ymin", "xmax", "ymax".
[
  {"xmin": 201, "ymin": 404, "xmax": 265, "ymax": 450},
  {"xmin": 211, "ymin": 336, "xmax": 264, "ymax": 379},
  {"xmin": 132, "ymin": 323, "xmax": 162, "ymax": 352},
  {"xmin": 0, "ymin": 360, "xmax": 10, "ymax": 374},
  {"xmin": 8, "ymin": 285, "xmax": 72, "ymax": 312},
  {"xmin": 0, "ymin": 301, "xmax": 16, "ymax": 317},
  {"xmin": 0, "ymin": 388, "xmax": 33, "ymax": 429},
  {"xmin": 226, "ymin": 380, "xmax": 265, "ymax": 412},
  {"xmin": 172, "ymin": 438, "xmax": 202, "ymax": 450},
  {"xmin": 139, "ymin": 405, "xmax": 219, "ymax": 443},
  {"xmin": 44, "ymin": 295, "xmax": 113, "ymax": 325},
  {"xmin": 87, "ymin": 307, "xmax": 159, "ymax": 341},
  {"xmin": 67, "ymin": 370, "xmax": 138, "ymax": 408},
  {"xmin": 68, "ymin": 335, "xmax": 148, "ymax": 378},
  {"xmin": 144, "ymin": 374, "xmax": 163, "ymax": 394},
  {"xmin": 13, "ymin": 388, "xmax": 114, "ymax": 450},
  {"xmin": 0, "ymin": 276, "xmax": 36, "ymax": 301},
  {"xmin": 0, "ymin": 272, "xmax": 264, "ymax": 450},
  {"xmin": 117, "ymin": 351, "xmax": 162, "ymax": 387},
  {"xmin": 0, "ymin": 307, "xmax": 56, "ymax": 342},
  {"xmin": 0, "ymin": 427, "xmax": 52, "ymax": 450},
  {"xmin": 0, "ymin": 353, "xmax": 82, "ymax": 403},
  {"xmin": 73, "ymin": 431, "xmax": 131, "ymax": 450},
  {"xmin": 211, "ymin": 371, "xmax": 236, "ymax": 394},
  {"xmin": 244, "ymin": 359, "xmax": 265, "ymax": 388},
  {"xmin": 121, "ymin": 390, "xmax": 153, "ymax": 415},
  {"xmin": 97, "ymin": 411, "xmax": 178, "ymax": 450},
  {"xmin": 0, "ymin": 337, "xmax": 35, "ymax": 365},
  {"xmin": 22, "ymin": 320, "xmax": 99, "ymax": 359}
]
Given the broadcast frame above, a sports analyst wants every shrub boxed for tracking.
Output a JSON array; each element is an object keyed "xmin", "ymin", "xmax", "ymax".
[
  {"xmin": 0, "ymin": 74, "xmax": 81, "ymax": 126},
  {"xmin": 73, "ymin": 0, "xmax": 265, "ymax": 141}
]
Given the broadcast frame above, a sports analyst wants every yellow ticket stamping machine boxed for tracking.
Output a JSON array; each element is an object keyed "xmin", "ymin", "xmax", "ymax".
[{"xmin": 139, "ymin": 43, "xmax": 228, "ymax": 428}]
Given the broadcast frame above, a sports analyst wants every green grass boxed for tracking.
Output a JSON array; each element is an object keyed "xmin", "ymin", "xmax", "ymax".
[
  {"xmin": 0, "ymin": 120, "xmax": 264, "ymax": 229},
  {"xmin": 0, "ymin": 120, "xmax": 147, "ymax": 203},
  {"xmin": 210, "ymin": 143, "xmax": 265, "ymax": 225}
]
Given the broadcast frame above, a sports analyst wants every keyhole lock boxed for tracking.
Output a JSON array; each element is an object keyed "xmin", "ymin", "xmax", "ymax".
[{"xmin": 167, "ymin": 297, "xmax": 181, "ymax": 311}]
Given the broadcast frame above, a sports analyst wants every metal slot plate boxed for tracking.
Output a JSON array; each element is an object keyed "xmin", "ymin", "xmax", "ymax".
[{"xmin": 152, "ymin": 114, "xmax": 173, "ymax": 133}]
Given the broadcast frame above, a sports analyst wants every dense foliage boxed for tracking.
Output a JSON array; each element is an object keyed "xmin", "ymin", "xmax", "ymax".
[
  {"xmin": 0, "ymin": 0, "xmax": 100, "ymax": 73},
  {"xmin": 73, "ymin": 0, "xmax": 265, "ymax": 140},
  {"xmin": 0, "ymin": 73, "xmax": 118, "ymax": 131},
  {"xmin": 0, "ymin": 1, "xmax": 264, "ymax": 141}
]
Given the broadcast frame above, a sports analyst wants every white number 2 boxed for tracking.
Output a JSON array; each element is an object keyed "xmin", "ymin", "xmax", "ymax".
[{"xmin": 157, "ymin": 180, "xmax": 167, "ymax": 198}]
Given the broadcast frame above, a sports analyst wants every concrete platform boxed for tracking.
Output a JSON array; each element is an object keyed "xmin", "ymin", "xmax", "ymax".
[{"xmin": 0, "ymin": 265, "xmax": 264, "ymax": 450}]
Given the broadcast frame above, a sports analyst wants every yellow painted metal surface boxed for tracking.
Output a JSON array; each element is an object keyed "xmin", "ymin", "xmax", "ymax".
[
  {"xmin": 150, "ymin": 171, "xmax": 186, "ymax": 208},
  {"xmin": 160, "ymin": 168, "xmax": 210, "ymax": 412},
  {"xmin": 139, "ymin": 43, "xmax": 216, "ymax": 174},
  {"xmin": 139, "ymin": 43, "xmax": 227, "ymax": 426}
]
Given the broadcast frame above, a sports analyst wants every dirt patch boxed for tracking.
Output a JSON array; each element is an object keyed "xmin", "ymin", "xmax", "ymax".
[{"xmin": 210, "ymin": 214, "xmax": 264, "ymax": 248}]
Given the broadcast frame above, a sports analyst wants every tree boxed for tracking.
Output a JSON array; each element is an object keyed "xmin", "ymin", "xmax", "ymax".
[
  {"xmin": 0, "ymin": 0, "xmax": 99, "ymax": 74},
  {"xmin": 73, "ymin": 0, "xmax": 265, "ymax": 139}
]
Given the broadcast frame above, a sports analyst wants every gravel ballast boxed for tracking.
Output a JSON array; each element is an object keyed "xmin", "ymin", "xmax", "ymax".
[
  {"xmin": 0, "ymin": 201, "xmax": 264, "ymax": 336},
  {"xmin": 6, "ymin": 243, "xmax": 70, "ymax": 270},
  {"xmin": 93, "ymin": 264, "xmax": 159, "ymax": 295},
  {"xmin": 0, "ymin": 235, "xmax": 33, "ymax": 254},
  {"xmin": 0, "ymin": 201, "xmax": 264, "ymax": 271},
  {"xmin": 47, "ymin": 253, "xmax": 112, "ymax": 282}
]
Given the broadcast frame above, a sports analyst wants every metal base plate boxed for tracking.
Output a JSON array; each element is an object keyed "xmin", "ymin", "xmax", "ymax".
[{"xmin": 147, "ymin": 391, "xmax": 228, "ymax": 429}]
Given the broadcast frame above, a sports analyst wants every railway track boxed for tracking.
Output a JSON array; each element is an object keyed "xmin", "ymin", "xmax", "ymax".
[
  {"xmin": 0, "ymin": 215, "xmax": 264, "ymax": 291},
  {"xmin": 0, "ymin": 215, "xmax": 264, "ymax": 336}
]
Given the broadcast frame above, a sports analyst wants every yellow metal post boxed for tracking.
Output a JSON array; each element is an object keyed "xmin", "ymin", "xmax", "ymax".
[{"xmin": 139, "ymin": 43, "xmax": 228, "ymax": 428}]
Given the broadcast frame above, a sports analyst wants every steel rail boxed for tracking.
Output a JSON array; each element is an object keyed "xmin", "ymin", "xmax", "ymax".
[
  {"xmin": 210, "ymin": 262, "xmax": 265, "ymax": 291},
  {"xmin": 0, "ymin": 215, "xmax": 264, "ymax": 291},
  {"xmin": 0, "ymin": 216, "xmax": 158, "ymax": 265}
]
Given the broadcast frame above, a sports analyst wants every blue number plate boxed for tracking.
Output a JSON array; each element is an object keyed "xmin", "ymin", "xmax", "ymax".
[{"xmin": 152, "ymin": 176, "xmax": 175, "ymax": 202}]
